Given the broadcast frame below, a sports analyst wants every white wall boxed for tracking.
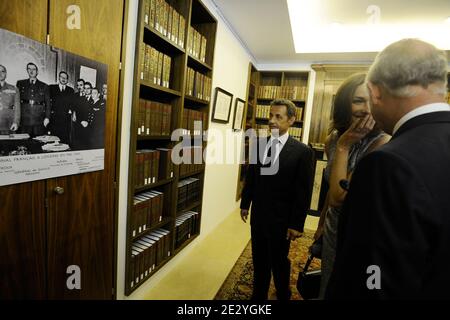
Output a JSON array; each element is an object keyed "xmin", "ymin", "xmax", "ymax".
[
  {"xmin": 200, "ymin": 0, "xmax": 256, "ymax": 236},
  {"xmin": 116, "ymin": 0, "xmax": 254, "ymax": 300}
]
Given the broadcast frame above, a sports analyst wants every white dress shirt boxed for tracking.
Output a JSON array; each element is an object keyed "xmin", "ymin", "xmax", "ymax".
[
  {"xmin": 393, "ymin": 102, "xmax": 450, "ymax": 135},
  {"xmin": 262, "ymin": 131, "xmax": 289, "ymax": 165}
]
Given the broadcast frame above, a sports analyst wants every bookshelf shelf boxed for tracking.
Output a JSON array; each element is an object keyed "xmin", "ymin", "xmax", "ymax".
[
  {"xmin": 140, "ymin": 81, "xmax": 182, "ymax": 97},
  {"xmin": 135, "ymin": 177, "xmax": 175, "ymax": 193},
  {"xmin": 188, "ymin": 54, "xmax": 213, "ymax": 72},
  {"xmin": 177, "ymin": 200, "xmax": 202, "ymax": 215},
  {"xmin": 131, "ymin": 217, "xmax": 173, "ymax": 241},
  {"xmin": 180, "ymin": 169, "xmax": 204, "ymax": 179},
  {"xmin": 125, "ymin": 0, "xmax": 217, "ymax": 296},
  {"xmin": 144, "ymin": 25, "xmax": 186, "ymax": 55},
  {"xmin": 184, "ymin": 95, "xmax": 210, "ymax": 105}
]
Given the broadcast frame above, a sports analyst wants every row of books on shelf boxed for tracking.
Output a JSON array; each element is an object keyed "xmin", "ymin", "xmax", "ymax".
[
  {"xmin": 140, "ymin": 44, "xmax": 172, "ymax": 88},
  {"xmin": 132, "ymin": 190, "xmax": 164, "ymax": 238},
  {"xmin": 186, "ymin": 67, "xmax": 212, "ymax": 101},
  {"xmin": 254, "ymin": 124, "xmax": 302, "ymax": 139},
  {"xmin": 143, "ymin": 0, "xmax": 186, "ymax": 49},
  {"xmin": 137, "ymin": 99, "xmax": 172, "ymax": 136},
  {"xmin": 180, "ymin": 146, "xmax": 205, "ymax": 176},
  {"xmin": 177, "ymin": 177, "xmax": 201, "ymax": 212},
  {"xmin": 182, "ymin": 108, "xmax": 208, "ymax": 136},
  {"xmin": 130, "ymin": 228, "xmax": 171, "ymax": 289},
  {"xmin": 135, "ymin": 148, "xmax": 174, "ymax": 188},
  {"xmin": 255, "ymin": 105, "xmax": 303, "ymax": 122},
  {"xmin": 258, "ymin": 86, "xmax": 307, "ymax": 101},
  {"xmin": 187, "ymin": 26, "xmax": 207, "ymax": 63},
  {"xmin": 175, "ymin": 211, "xmax": 200, "ymax": 248}
]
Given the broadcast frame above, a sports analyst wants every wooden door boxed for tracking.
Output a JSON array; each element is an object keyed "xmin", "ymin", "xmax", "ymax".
[
  {"xmin": 47, "ymin": 0, "xmax": 124, "ymax": 299},
  {"xmin": 0, "ymin": 0, "xmax": 48, "ymax": 300}
]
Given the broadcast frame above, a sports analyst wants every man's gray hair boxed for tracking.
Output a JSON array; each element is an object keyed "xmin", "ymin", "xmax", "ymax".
[
  {"xmin": 367, "ymin": 39, "xmax": 448, "ymax": 98},
  {"xmin": 270, "ymin": 98, "xmax": 297, "ymax": 119}
]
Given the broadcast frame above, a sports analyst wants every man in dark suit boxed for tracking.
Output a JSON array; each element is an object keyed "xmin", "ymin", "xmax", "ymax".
[
  {"xmin": 240, "ymin": 99, "xmax": 314, "ymax": 300},
  {"xmin": 326, "ymin": 39, "xmax": 450, "ymax": 299},
  {"xmin": 16, "ymin": 62, "xmax": 51, "ymax": 137},
  {"xmin": 86, "ymin": 87, "xmax": 105, "ymax": 149},
  {"xmin": 48, "ymin": 71, "xmax": 75, "ymax": 144}
]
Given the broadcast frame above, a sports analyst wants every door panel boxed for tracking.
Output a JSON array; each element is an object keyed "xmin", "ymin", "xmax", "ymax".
[
  {"xmin": 47, "ymin": 0, "xmax": 124, "ymax": 299},
  {"xmin": 0, "ymin": 0, "xmax": 47, "ymax": 43},
  {"xmin": 0, "ymin": 0, "xmax": 48, "ymax": 300}
]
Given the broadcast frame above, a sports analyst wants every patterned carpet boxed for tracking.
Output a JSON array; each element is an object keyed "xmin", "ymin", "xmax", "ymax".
[{"xmin": 215, "ymin": 229, "xmax": 321, "ymax": 300}]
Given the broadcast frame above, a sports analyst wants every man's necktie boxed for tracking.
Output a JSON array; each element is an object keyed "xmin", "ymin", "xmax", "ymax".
[{"xmin": 264, "ymin": 139, "xmax": 279, "ymax": 166}]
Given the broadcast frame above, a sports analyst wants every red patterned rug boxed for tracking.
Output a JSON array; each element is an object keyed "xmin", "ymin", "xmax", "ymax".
[{"xmin": 215, "ymin": 230, "xmax": 321, "ymax": 300}]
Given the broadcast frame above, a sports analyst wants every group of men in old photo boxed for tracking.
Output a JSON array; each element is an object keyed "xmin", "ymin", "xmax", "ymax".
[{"xmin": 0, "ymin": 62, "xmax": 106, "ymax": 150}]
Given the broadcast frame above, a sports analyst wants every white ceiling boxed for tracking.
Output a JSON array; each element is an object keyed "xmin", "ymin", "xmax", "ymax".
[{"xmin": 211, "ymin": 0, "xmax": 450, "ymax": 64}]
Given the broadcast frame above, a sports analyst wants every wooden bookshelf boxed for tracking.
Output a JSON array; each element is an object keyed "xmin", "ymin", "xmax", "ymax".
[
  {"xmin": 256, "ymin": 71, "xmax": 309, "ymax": 141},
  {"xmin": 125, "ymin": 0, "xmax": 217, "ymax": 296},
  {"xmin": 235, "ymin": 63, "xmax": 258, "ymax": 201},
  {"xmin": 235, "ymin": 66, "xmax": 311, "ymax": 201}
]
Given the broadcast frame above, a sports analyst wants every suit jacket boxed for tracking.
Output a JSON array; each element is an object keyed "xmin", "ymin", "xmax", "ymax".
[
  {"xmin": 326, "ymin": 110, "xmax": 450, "ymax": 299},
  {"xmin": 49, "ymin": 84, "xmax": 74, "ymax": 123},
  {"xmin": 16, "ymin": 79, "xmax": 51, "ymax": 126},
  {"xmin": 240, "ymin": 136, "xmax": 314, "ymax": 234},
  {"xmin": 87, "ymin": 99, "xmax": 105, "ymax": 149}
]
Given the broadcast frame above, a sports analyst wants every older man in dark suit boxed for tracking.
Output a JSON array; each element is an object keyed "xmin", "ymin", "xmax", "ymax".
[
  {"xmin": 240, "ymin": 99, "xmax": 314, "ymax": 300},
  {"xmin": 326, "ymin": 39, "xmax": 450, "ymax": 299},
  {"xmin": 16, "ymin": 62, "xmax": 51, "ymax": 137},
  {"xmin": 48, "ymin": 71, "xmax": 75, "ymax": 144}
]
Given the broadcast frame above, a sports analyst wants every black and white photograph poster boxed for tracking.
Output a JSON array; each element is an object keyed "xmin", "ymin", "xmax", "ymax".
[{"xmin": 0, "ymin": 28, "xmax": 108, "ymax": 186}]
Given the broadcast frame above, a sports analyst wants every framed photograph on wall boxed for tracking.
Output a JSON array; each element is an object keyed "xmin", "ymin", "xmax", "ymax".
[
  {"xmin": 232, "ymin": 98, "xmax": 245, "ymax": 131},
  {"xmin": 211, "ymin": 87, "xmax": 233, "ymax": 124}
]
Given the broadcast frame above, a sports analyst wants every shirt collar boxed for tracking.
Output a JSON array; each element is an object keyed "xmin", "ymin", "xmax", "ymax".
[
  {"xmin": 392, "ymin": 103, "xmax": 450, "ymax": 135},
  {"xmin": 269, "ymin": 131, "xmax": 289, "ymax": 146}
]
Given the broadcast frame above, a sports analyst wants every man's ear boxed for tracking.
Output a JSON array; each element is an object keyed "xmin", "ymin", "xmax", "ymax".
[
  {"xmin": 288, "ymin": 116, "xmax": 296, "ymax": 126},
  {"xmin": 367, "ymin": 81, "xmax": 382, "ymax": 103}
]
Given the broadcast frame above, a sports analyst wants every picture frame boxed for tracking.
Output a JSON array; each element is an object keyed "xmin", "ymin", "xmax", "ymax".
[
  {"xmin": 211, "ymin": 87, "xmax": 233, "ymax": 124},
  {"xmin": 232, "ymin": 98, "xmax": 245, "ymax": 131}
]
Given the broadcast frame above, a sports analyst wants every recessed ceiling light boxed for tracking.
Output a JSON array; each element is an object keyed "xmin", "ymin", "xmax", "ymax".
[{"xmin": 287, "ymin": 0, "xmax": 450, "ymax": 53}]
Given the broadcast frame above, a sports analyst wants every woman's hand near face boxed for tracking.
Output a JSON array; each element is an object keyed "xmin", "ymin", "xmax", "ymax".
[{"xmin": 337, "ymin": 114, "xmax": 375, "ymax": 150}]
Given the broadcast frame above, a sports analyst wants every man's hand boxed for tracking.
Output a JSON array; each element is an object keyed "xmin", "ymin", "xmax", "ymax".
[
  {"xmin": 10, "ymin": 123, "xmax": 18, "ymax": 132},
  {"xmin": 240, "ymin": 209, "xmax": 249, "ymax": 223},
  {"xmin": 43, "ymin": 118, "xmax": 50, "ymax": 127},
  {"xmin": 287, "ymin": 228, "xmax": 303, "ymax": 241}
]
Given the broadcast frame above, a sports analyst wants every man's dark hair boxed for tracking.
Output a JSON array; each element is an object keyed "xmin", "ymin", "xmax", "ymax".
[
  {"xmin": 27, "ymin": 62, "xmax": 38, "ymax": 71},
  {"xmin": 59, "ymin": 71, "xmax": 69, "ymax": 78},
  {"xmin": 270, "ymin": 98, "xmax": 297, "ymax": 119}
]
